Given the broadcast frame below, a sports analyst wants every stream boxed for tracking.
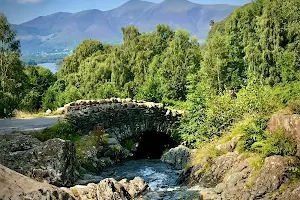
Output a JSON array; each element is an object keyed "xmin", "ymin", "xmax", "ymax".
[{"xmin": 98, "ymin": 159, "xmax": 202, "ymax": 200}]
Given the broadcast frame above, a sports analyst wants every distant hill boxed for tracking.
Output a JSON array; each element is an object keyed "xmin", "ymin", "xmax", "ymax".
[{"xmin": 14, "ymin": 0, "xmax": 237, "ymax": 54}]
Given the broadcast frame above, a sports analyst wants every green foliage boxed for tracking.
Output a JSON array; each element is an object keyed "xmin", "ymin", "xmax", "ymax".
[
  {"xmin": 33, "ymin": 120, "xmax": 80, "ymax": 142},
  {"xmin": 42, "ymin": 25, "xmax": 201, "ymax": 110},
  {"xmin": 123, "ymin": 139, "xmax": 135, "ymax": 151},
  {"xmin": 237, "ymin": 118, "xmax": 296, "ymax": 158},
  {"xmin": 252, "ymin": 132, "xmax": 296, "ymax": 158},
  {"xmin": 0, "ymin": 14, "xmax": 26, "ymax": 117},
  {"xmin": 20, "ymin": 66, "xmax": 56, "ymax": 112},
  {"xmin": 238, "ymin": 117, "xmax": 268, "ymax": 152},
  {"xmin": 287, "ymin": 99, "xmax": 300, "ymax": 114}
]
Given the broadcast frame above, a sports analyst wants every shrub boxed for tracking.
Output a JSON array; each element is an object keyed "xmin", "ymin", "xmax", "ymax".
[
  {"xmin": 33, "ymin": 120, "xmax": 80, "ymax": 142},
  {"xmin": 287, "ymin": 99, "xmax": 300, "ymax": 114},
  {"xmin": 238, "ymin": 117, "xmax": 296, "ymax": 158},
  {"xmin": 252, "ymin": 133, "xmax": 296, "ymax": 158},
  {"xmin": 238, "ymin": 117, "xmax": 268, "ymax": 152}
]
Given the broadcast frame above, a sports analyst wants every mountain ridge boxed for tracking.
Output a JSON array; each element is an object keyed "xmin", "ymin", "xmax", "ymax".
[{"xmin": 14, "ymin": 0, "xmax": 238, "ymax": 54}]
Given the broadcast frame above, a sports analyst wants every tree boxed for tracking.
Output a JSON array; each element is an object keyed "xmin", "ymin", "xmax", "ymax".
[
  {"xmin": 0, "ymin": 14, "xmax": 26, "ymax": 117},
  {"xmin": 200, "ymin": 31, "xmax": 228, "ymax": 95},
  {"xmin": 209, "ymin": 20, "xmax": 215, "ymax": 29}
]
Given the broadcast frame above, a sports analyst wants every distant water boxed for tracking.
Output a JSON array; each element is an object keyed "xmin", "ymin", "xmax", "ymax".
[{"xmin": 36, "ymin": 63, "xmax": 57, "ymax": 73}]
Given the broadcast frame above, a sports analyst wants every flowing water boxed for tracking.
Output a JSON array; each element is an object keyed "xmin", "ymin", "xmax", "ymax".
[{"xmin": 98, "ymin": 159, "xmax": 202, "ymax": 200}]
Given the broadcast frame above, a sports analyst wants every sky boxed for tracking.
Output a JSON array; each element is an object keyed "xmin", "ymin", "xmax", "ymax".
[{"xmin": 0, "ymin": 0, "xmax": 251, "ymax": 24}]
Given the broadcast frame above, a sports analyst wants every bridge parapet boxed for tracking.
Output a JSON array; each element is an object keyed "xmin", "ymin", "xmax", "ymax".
[{"xmin": 61, "ymin": 99, "xmax": 183, "ymax": 142}]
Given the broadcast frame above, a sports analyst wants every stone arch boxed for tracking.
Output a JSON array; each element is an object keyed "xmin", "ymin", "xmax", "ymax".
[{"xmin": 63, "ymin": 99, "xmax": 183, "ymax": 144}]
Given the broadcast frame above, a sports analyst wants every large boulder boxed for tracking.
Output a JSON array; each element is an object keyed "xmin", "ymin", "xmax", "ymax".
[
  {"xmin": 249, "ymin": 156, "xmax": 297, "ymax": 199},
  {"xmin": 71, "ymin": 177, "xmax": 148, "ymax": 200},
  {"xmin": 161, "ymin": 145, "xmax": 192, "ymax": 169},
  {"xmin": 214, "ymin": 155, "xmax": 297, "ymax": 200},
  {"xmin": 0, "ymin": 164, "xmax": 75, "ymax": 200},
  {"xmin": 119, "ymin": 177, "xmax": 149, "ymax": 197},
  {"xmin": 268, "ymin": 113, "xmax": 300, "ymax": 155},
  {"xmin": 0, "ymin": 134, "xmax": 77, "ymax": 186}
]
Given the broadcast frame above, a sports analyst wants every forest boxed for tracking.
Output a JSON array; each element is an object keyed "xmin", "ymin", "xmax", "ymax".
[{"xmin": 1, "ymin": 0, "xmax": 300, "ymax": 149}]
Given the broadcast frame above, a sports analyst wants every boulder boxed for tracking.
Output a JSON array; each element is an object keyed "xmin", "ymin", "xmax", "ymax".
[
  {"xmin": 198, "ymin": 152, "xmax": 240, "ymax": 188},
  {"xmin": 71, "ymin": 177, "xmax": 148, "ymax": 200},
  {"xmin": 103, "ymin": 144, "xmax": 132, "ymax": 161},
  {"xmin": 56, "ymin": 107, "xmax": 66, "ymax": 115},
  {"xmin": 0, "ymin": 164, "xmax": 75, "ymax": 200},
  {"xmin": 216, "ymin": 136, "xmax": 241, "ymax": 152},
  {"xmin": 80, "ymin": 145, "xmax": 113, "ymax": 172},
  {"xmin": 249, "ymin": 156, "xmax": 297, "ymax": 199},
  {"xmin": 119, "ymin": 177, "xmax": 149, "ymax": 198},
  {"xmin": 161, "ymin": 145, "xmax": 191, "ymax": 169},
  {"xmin": 46, "ymin": 109, "xmax": 52, "ymax": 115},
  {"xmin": 178, "ymin": 152, "xmax": 240, "ymax": 188},
  {"xmin": 268, "ymin": 114, "xmax": 300, "ymax": 155},
  {"xmin": 269, "ymin": 183, "xmax": 300, "ymax": 200},
  {"xmin": 0, "ymin": 134, "xmax": 77, "ymax": 186}
]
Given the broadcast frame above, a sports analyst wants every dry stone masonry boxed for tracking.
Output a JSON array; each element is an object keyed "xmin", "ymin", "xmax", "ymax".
[{"xmin": 61, "ymin": 98, "xmax": 183, "ymax": 142}]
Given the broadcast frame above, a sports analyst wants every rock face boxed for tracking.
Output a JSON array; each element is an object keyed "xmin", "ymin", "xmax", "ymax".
[
  {"xmin": 0, "ymin": 164, "xmax": 75, "ymax": 200},
  {"xmin": 268, "ymin": 113, "xmax": 300, "ymax": 155},
  {"xmin": 179, "ymin": 152, "xmax": 299, "ymax": 200},
  {"xmin": 64, "ymin": 99, "xmax": 182, "ymax": 142},
  {"xmin": 0, "ymin": 134, "xmax": 77, "ymax": 186},
  {"xmin": 216, "ymin": 136, "xmax": 241, "ymax": 153},
  {"xmin": 161, "ymin": 145, "xmax": 192, "ymax": 169},
  {"xmin": 71, "ymin": 177, "xmax": 148, "ymax": 200}
]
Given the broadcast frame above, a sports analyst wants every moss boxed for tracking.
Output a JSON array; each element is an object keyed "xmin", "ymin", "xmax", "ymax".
[
  {"xmin": 123, "ymin": 139, "xmax": 135, "ymax": 151},
  {"xmin": 245, "ymin": 153, "xmax": 265, "ymax": 189},
  {"xmin": 287, "ymin": 99, "xmax": 300, "ymax": 114},
  {"xmin": 33, "ymin": 120, "xmax": 80, "ymax": 142},
  {"xmin": 189, "ymin": 118, "xmax": 253, "ymax": 174}
]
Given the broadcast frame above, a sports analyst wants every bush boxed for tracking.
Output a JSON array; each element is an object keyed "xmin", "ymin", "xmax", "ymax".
[
  {"xmin": 33, "ymin": 120, "xmax": 80, "ymax": 142},
  {"xmin": 238, "ymin": 117, "xmax": 268, "ymax": 152},
  {"xmin": 252, "ymin": 133, "xmax": 296, "ymax": 158},
  {"xmin": 287, "ymin": 99, "xmax": 300, "ymax": 114},
  {"xmin": 238, "ymin": 117, "xmax": 296, "ymax": 158}
]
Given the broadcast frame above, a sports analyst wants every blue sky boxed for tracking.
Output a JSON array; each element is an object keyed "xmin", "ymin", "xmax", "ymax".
[{"xmin": 1, "ymin": 0, "xmax": 251, "ymax": 24}]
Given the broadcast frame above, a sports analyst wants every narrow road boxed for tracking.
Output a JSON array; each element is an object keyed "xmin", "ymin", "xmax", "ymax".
[{"xmin": 0, "ymin": 116, "xmax": 60, "ymax": 134}]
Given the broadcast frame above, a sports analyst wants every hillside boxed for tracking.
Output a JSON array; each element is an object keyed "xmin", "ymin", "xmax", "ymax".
[{"xmin": 14, "ymin": 0, "xmax": 237, "ymax": 54}]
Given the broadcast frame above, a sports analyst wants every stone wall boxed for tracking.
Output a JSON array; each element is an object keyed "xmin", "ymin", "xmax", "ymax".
[{"xmin": 63, "ymin": 98, "xmax": 183, "ymax": 142}]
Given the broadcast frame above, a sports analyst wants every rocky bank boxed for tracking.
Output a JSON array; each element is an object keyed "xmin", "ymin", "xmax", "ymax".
[{"xmin": 175, "ymin": 113, "xmax": 300, "ymax": 200}]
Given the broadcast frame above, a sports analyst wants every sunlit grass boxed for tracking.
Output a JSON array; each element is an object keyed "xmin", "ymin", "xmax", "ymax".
[{"xmin": 13, "ymin": 110, "xmax": 60, "ymax": 119}]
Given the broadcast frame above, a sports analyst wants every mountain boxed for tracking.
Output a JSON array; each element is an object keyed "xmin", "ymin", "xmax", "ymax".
[{"xmin": 14, "ymin": 0, "xmax": 237, "ymax": 55}]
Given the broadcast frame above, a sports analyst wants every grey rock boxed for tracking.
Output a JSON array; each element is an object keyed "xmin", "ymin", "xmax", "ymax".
[
  {"xmin": 56, "ymin": 107, "xmax": 66, "ymax": 115},
  {"xmin": 71, "ymin": 177, "xmax": 148, "ymax": 200},
  {"xmin": 161, "ymin": 145, "xmax": 191, "ymax": 169},
  {"xmin": 268, "ymin": 113, "xmax": 300, "ymax": 155},
  {"xmin": 0, "ymin": 134, "xmax": 77, "ymax": 186},
  {"xmin": 216, "ymin": 136, "xmax": 241, "ymax": 152},
  {"xmin": 119, "ymin": 177, "xmax": 149, "ymax": 198},
  {"xmin": 198, "ymin": 152, "xmax": 240, "ymax": 188},
  {"xmin": 250, "ymin": 156, "xmax": 297, "ymax": 198},
  {"xmin": 106, "ymin": 137, "xmax": 119, "ymax": 145},
  {"xmin": 103, "ymin": 144, "xmax": 132, "ymax": 161},
  {"xmin": 0, "ymin": 164, "xmax": 75, "ymax": 200}
]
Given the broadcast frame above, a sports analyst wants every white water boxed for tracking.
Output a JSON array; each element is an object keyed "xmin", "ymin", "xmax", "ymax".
[{"xmin": 99, "ymin": 159, "xmax": 202, "ymax": 200}]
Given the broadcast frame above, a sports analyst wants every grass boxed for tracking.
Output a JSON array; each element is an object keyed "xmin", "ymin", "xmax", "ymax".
[
  {"xmin": 244, "ymin": 153, "xmax": 265, "ymax": 189},
  {"xmin": 188, "ymin": 117, "xmax": 255, "ymax": 175},
  {"xmin": 13, "ymin": 110, "xmax": 60, "ymax": 119}
]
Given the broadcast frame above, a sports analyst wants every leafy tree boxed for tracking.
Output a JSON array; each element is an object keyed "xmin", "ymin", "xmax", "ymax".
[
  {"xmin": 20, "ymin": 66, "xmax": 56, "ymax": 111},
  {"xmin": 0, "ymin": 14, "xmax": 26, "ymax": 117}
]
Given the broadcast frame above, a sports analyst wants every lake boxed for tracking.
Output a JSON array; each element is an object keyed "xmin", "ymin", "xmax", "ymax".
[{"xmin": 36, "ymin": 63, "xmax": 57, "ymax": 73}]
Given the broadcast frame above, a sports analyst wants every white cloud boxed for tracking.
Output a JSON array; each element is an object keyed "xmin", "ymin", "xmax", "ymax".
[{"xmin": 16, "ymin": 0, "xmax": 44, "ymax": 4}]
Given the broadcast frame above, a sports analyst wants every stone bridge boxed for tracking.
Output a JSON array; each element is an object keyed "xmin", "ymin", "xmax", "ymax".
[{"xmin": 62, "ymin": 98, "xmax": 183, "ymax": 144}]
